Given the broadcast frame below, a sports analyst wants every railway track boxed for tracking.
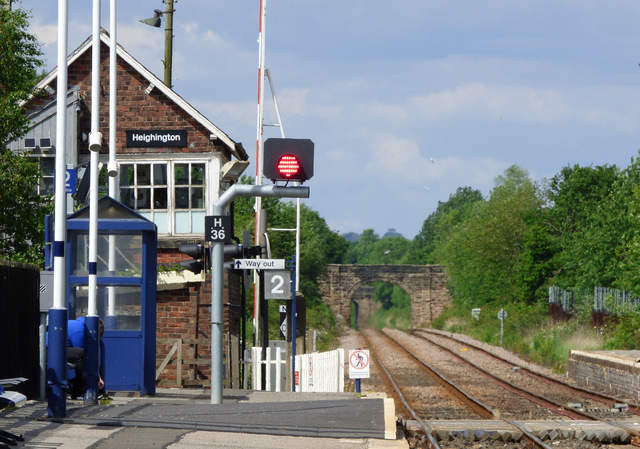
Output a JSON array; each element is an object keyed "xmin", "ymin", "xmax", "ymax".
[
  {"xmin": 413, "ymin": 328, "xmax": 640, "ymax": 418},
  {"xmin": 360, "ymin": 327, "xmax": 640, "ymax": 449}
]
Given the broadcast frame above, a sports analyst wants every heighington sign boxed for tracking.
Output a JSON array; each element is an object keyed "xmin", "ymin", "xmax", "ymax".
[{"xmin": 126, "ymin": 129, "xmax": 188, "ymax": 148}]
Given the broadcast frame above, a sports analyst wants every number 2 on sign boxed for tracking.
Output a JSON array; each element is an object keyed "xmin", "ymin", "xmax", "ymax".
[{"xmin": 270, "ymin": 274, "xmax": 284, "ymax": 294}]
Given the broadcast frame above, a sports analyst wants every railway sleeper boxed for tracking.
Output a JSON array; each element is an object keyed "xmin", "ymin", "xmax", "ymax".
[{"xmin": 405, "ymin": 420, "xmax": 633, "ymax": 443}]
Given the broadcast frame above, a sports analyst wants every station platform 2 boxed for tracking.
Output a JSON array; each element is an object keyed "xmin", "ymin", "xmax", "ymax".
[{"xmin": 0, "ymin": 388, "xmax": 407, "ymax": 449}]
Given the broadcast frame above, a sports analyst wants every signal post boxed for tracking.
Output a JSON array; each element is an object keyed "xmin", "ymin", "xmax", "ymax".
[
  {"xmin": 210, "ymin": 137, "xmax": 314, "ymax": 404},
  {"xmin": 209, "ymin": 184, "xmax": 309, "ymax": 403}
]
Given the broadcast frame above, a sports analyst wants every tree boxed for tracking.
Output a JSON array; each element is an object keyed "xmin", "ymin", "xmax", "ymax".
[
  {"xmin": 434, "ymin": 165, "xmax": 544, "ymax": 307},
  {"xmin": 344, "ymin": 229, "xmax": 379, "ymax": 264},
  {"xmin": 548, "ymin": 164, "xmax": 620, "ymax": 290},
  {"xmin": 0, "ymin": 1, "xmax": 49, "ymax": 265},
  {"xmin": 0, "ymin": 151, "xmax": 51, "ymax": 263},
  {"xmin": 408, "ymin": 186, "xmax": 483, "ymax": 264},
  {"xmin": 0, "ymin": 0, "xmax": 44, "ymax": 148},
  {"xmin": 594, "ymin": 153, "xmax": 640, "ymax": 294}
]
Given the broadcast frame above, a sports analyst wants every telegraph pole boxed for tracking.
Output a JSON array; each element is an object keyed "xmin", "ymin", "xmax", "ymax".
[{"xmin": 163, "ymin": 0, "xmax": 174, "ymax": 87}]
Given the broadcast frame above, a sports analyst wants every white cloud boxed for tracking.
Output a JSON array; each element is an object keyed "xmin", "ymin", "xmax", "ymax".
[
  {"xmin": 191, "ymin": 99, "xmax": 255, "ymax": 136},
  {"xmin": 365, "ymin": 134, "xmax": 434, "ymax": 180},
  {"xmin": 29, "ymin": 21, "xmax": 58, "ymax": 47},
  {"xmin": 409, "ymin": 83, "xmax": 572, "ymax": 123},
  {"xmin": 181, "ymin": 21, "xmax": 200, "ymax": 36},
  {"xmin": 18, "ymin": 0, "xmax": 640, "ymax": 239},
  {"xmin": 363, "ymin": 133, "xmax": 507, "ymax": 197}
]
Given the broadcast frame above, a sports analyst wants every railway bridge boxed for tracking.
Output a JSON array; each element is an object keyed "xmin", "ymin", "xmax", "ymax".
[{"xmin": 318, "ymin": 264, "xmax": 450, "ymax": 329}]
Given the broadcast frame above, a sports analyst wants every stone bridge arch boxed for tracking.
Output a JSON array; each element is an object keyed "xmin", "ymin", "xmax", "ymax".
[{"xmin": 318, "ymin": 264, "xmax": 450, "ymax": 329}]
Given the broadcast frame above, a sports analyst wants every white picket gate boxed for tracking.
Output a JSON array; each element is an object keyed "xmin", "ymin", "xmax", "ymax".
[
  {"xmin": 245, "ymin": 346, "xmax": 286, "ymax": 392},
  {"xmin": 295, "ymin": 348, "xmax": 344, "ymax": 392},
  {"xmin": 245, "ymin": 347, "xmax": 344, "ymax": 393}
]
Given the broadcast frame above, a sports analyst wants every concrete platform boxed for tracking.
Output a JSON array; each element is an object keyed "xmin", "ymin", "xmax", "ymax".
[
  {"xmin": 568, "ymin": 350, "xmax": 640, "ymax": 403},
  {"xmin": 0, "ymin": 389, "xmax": 406, "ymax": 449}
]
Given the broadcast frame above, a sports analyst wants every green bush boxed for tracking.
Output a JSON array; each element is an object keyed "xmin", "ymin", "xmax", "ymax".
[
  {"xmin": 531, "ymin": 328, "xmax": 568, "ymax": 373},
  {"xmin": 603, "ymin": 311, "xmax": 640, "ymax": 350}
]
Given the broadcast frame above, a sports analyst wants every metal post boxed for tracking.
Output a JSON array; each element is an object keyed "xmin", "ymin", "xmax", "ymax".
[
  {"xmin": 291, "ymin": 256, "xmax": 297, "ymax": 392},
  {"xmin": 84, "ymin": 0, "xmax": 102, "ymax": 404},
  {"xmin": 259, "ymin": 212, "xmax": 268, "ymax": 375},
  {"xmin": 163, "ymin": 0, "xmax": 173, "ymax": 87},
  {"xmin": 106, "ymin": 0, "xmax": 118, "ymax": 332},
  {"xmin": 48, "ymin": 0, "xmax": 69, "ymax": 418},
  {"xmin": 39, "ymin": 313, "xmax": 47, "ymax": 400},
  {"xmin": 210, "ymin": 184, "xmax": 309, "ymax": 404},
  {"xmin": 210, "ymin": 238, "xmax": 224, "ymax": 403},
  {"xmin": 253, "ymin": 0, "xmax": 267, "ymax": 348}
]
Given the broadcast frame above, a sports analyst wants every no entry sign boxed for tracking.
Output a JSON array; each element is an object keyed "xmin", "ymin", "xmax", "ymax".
[{"xmin": 348, "ymin": 349, "xmax": 370, "ymax": 379}]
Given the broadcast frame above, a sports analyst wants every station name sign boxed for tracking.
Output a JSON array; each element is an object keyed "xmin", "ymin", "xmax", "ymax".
[{"xmin": 126, "ymin": 129, "xmax": 188, "ymax": 148}]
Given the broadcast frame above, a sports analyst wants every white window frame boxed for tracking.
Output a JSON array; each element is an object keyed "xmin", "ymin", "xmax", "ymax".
[
  {"xmin": 116, "ymin": 156, "xmax": 218, "ymax": 236},
  {"xmin": 32, "ymin": 154, "xmax": 56, "ymax": 196}
]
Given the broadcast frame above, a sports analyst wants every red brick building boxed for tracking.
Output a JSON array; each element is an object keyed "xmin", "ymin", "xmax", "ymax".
[{"xmin": 9, "ymin": 29, "xmax": 249, "ymax": 388}]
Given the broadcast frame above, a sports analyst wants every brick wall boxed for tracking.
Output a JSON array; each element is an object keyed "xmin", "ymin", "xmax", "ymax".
[
  {"xmin": 567, "ymin": 350, "xmax": 640, "ymax": 403},
  {"xmin": 155, "ymin": 270, "xmax": 243, "ymax": 388},
  {"xmin": 28, "ymin": 41, "xmax": 229, "ymax": 159}
]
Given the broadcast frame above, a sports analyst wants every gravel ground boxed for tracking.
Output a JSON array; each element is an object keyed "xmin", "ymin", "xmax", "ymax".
[{"xmin": 339, "ymin": 327, "xmax": 640, "ymax": 449}]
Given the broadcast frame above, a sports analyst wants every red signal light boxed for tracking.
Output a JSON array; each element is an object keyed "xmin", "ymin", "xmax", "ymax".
[
  {"xmin": 263, "ymin": 138, "xmax": 314, "ymax": 183},
  {"xmin": 277, "ymin": 154, "xmax": 301, "ymax": 178}
]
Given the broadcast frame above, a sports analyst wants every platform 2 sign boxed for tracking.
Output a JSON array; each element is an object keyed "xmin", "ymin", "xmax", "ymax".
[
  {"xmin": 265, "ymin": 270, "xmax": 292, "ymax": 300},
  {"xmin": 348, "ymin": 349, "xmax": 370, "ymax": 379}
]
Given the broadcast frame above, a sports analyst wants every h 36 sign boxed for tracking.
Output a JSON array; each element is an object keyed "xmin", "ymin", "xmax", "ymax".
[{"xmin": 205, "ymin": 216, "xmax": 231, "ymax": 242}]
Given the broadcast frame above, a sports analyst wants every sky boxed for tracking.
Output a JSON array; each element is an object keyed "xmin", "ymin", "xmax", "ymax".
[{"xmin": 19, "ymin": 0, "xmax": 640, "ymax": 239}]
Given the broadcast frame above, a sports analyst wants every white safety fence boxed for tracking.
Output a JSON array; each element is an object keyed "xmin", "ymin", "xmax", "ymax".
[
  {"xmin": 295, "ymin": 348, "xmax": 344, "ymax": 392},
  {"xmin": 245, "ymin": 347, "xmax": 344, "ymax": 393}
]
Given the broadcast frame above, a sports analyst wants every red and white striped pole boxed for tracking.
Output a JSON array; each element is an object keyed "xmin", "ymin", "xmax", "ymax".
[{"xmin": 253, "ymin": 0, "xmax": 267, "ymax": 346}]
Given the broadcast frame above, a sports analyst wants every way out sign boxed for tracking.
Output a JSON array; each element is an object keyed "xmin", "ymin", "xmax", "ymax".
[{"xmin": 348, "ymin": 349, "xmax": 370, "ymax": 379}]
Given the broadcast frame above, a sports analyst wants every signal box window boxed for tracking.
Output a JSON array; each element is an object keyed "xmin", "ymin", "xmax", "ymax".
[
  {"xmin": 119, "ymin": 161, "xmax": 206, "ymax": 235},
  {"xmin": 174, "ymin": 162, "xmax": 205, "ymax": 234},
  {"xmin": 120, "ymin": 162, "xmax": 169, "ymax": 234}
]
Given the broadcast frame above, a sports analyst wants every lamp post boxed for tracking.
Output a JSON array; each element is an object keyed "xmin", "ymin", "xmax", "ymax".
[{"xmin": 139, "ymin": 0, "xmax": 175, "ymax": 87}]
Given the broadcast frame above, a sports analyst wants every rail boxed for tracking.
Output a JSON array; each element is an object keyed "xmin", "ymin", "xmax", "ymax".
[
  {"xmin": 412, "ymin": 328, "xmax": 640, "ymax": 446},
  {"xmin": 363, "ymin": 328, "xmax": 553, "ymax": 449}
]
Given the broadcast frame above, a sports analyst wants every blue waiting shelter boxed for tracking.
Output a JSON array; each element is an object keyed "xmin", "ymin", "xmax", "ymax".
[{"xmin": 65, "ymin": 196, "xmax": 157, "ymax": 396}]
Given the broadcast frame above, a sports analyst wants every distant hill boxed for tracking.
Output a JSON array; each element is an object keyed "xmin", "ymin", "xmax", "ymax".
[
  {"xmin": 342, "ymin": 229, "xmax": 404, "ymax": 243},
  {"xmin": 342, "ymin": 232, "xmax": 360, "ymax": 243},
  {"xmin": 382, "ymin": 228, "xmax": 403, "ymax": 238}
]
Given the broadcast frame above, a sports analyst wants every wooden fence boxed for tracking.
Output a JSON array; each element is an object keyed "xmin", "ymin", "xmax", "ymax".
[
  {"xmin": 156, "ymin": 338, "xmax": 211, "ymax": 387},
  {"xmin": 0, "ymin": 260, "xmax": 40, "ymax": 399}
]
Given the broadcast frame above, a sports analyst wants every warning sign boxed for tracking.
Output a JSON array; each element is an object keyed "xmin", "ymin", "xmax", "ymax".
[{"xmin": 348, "ymin": 349, "xmax": 370, "ymax": 379}]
